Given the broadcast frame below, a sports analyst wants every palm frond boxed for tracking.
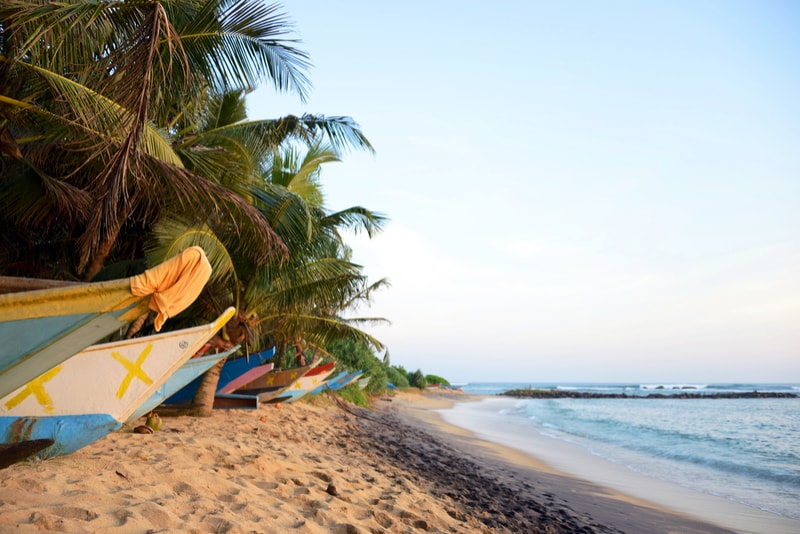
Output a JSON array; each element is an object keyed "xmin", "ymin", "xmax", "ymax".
[
  {"xmin": 321, "ymin": 206, "xmax": 388, "ymax": 238},
  {"xmin": 171, "ymin": 0, "xmax": 311, "ymax": 97},
  {"xmin": 146, "ymin": 219, "xmax": 238, "ymax": 287}
]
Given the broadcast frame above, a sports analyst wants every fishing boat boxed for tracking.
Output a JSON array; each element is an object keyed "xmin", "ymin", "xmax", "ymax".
[
  {"xmin": 219, "ymin": 364, "xmax": 314, "ymax": 408},
  {"xmin": 310, "ymin": 370, "xmax": 349, "ymax": 395},
  {"xmin": 0, "ymin": 246, "xmax": 212, "ymax": 399},
  {"xmin": 336, "ymin": 370, "xmax": 365, "ymax": 391},
  {"xmin": 0, "ymin": 309, "xmax": 234, "ymax": 457},
  {"xmin": 126, "ymin": 345, "xmax": 241, "ymax": 423},
  {"xmin": 217, "ymin": 362, "xmax": 274, "ymax": 394},
  {"xmin": 163, "ymin": 345, "xmax": 275, "ymax": 404},
  {"xmin": 357, "ymin": 376, "xmax": 370, "ymax": 390},
  {"xmin": 310, "ymin": 370, "xmax": 363, "ymax": 395},
  {"xmin": 272, "ymin": 362, "xmax": 337, "ymax": 404}
]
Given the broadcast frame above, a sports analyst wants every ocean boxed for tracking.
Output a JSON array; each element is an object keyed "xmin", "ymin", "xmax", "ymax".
[{"xmin": 444, "ymin": 383, "xmax": 800, "ymax": 527}]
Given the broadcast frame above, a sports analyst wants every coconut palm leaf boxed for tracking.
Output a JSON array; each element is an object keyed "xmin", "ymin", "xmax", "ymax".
[
  {"xmin": 2, "ymin": 62, "xmax": 184, "ymax": 167},
  {"xmin": 165, "ymin": 0, "xmax": 311, "ymax": 97},
  {"xmin": 320, "ymin": 206, "xmax": 388, "ymax": 239}
]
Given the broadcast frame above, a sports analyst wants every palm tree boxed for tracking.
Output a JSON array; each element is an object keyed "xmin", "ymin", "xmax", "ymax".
[
  {"xmin": 146, "ymin": 141, "xmax": 389, "ymax": 415},
  {"xmin": 0, "ymin": 0, "xmax": 312, "ymax": 280},
  {"xmin": 1, "ymin": 2, "xmax": 389, "ymax": 416}
]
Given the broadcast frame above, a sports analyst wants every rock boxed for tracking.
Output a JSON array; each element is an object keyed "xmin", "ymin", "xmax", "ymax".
[{"xmin": 326, "ymin": 484, "xmax": 338, "ymax": 496}]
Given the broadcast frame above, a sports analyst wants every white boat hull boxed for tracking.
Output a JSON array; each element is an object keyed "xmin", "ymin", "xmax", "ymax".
[{"xmin": 0, "ymin": 308, "xmax": 235, "ymax": 423}]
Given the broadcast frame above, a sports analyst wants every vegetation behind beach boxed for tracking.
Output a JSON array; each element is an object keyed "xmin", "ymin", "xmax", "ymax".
[{"xmin": 0, "ymin": 1, "xmax": 450, "ymax": 408}]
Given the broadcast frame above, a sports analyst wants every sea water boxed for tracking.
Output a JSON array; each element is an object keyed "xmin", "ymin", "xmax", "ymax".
[{"xmin": 447, "ymin": 383, "xmax": 800, "ymax": 526}]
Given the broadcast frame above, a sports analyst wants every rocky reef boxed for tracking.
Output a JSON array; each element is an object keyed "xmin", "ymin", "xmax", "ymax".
[{"xmin": 502, "ymin": 389, "xmax": 798, "ymax": 399}]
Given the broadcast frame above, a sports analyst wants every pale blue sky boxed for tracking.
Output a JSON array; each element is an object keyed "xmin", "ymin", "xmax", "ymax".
[{"xmin": 249, "ymin": 1, "xmax": 800, "ymax": 383}]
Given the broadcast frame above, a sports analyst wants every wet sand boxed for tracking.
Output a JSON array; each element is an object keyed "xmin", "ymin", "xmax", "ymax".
[
  {"xmin": 367, "ymin": 391, "xmax": 735, "ymax": 534},
  {"xmin": 428, "ymin": 394, "xmax": 800, "ymax": 534},
  {"xmin": 0, "ymin": 389, "xmax": 783, "ymax": 533}
]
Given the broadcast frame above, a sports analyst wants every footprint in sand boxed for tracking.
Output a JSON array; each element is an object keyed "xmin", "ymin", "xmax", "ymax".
[
  {"xmin": 172, "ymin": 481, "xmax": 199, "ymax": 496},
  {"xmin": 311, "ymin": 471, "xmax": 332, "ymax": 483},
  {"xmin": 373, "ymin": 510, "xmax": 394, "ymax": 528},
  {"xmin": 28, "ymin": 511, "xmax": 61, "ymax": 530},
  {"xmin": 17, "ymin": 478, "xmax": 46, "ymax": 493},
  {"xmin": 52, "ymin": 506, "xmax": 99, "ymax": 521},
  {"xmin": 217, "ymin": 488, "xmax": 241, "ymax": 503},
  {"xmin": 114, "ymin": 509, "xmax": 133, "ymax": 526},
  {"xmin": 330, "ymin": 524, "xmax": 359, "ymax": 534}
]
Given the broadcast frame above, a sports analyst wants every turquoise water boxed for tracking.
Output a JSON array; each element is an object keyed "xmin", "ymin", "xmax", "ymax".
[{"xmin": 456, "ymin": 383, "xmax": 800, "ymax": 521}]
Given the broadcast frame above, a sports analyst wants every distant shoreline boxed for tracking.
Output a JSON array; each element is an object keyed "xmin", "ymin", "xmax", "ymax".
[{"xmin": 502, "ymin": 389, "xmax": 798, "ymax": 399}]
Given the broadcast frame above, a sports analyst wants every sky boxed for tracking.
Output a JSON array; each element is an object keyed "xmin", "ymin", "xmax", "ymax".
[{"xmin": 247, "ymin": 1, "xmax": 800, "ymax": 384}]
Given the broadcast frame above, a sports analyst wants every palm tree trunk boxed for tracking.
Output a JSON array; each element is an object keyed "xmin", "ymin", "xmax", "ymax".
[
  {"xmin": 274, "ymin": 342, "xmax": 286, "ymax": 369},
  {"xmin": 124, "ymin": 313, "xmax": 150, "ymax": 339},
  {"xmin": 190, "ymin": 360, "xmax": 224, "ymax": 417},
  {"xmin": 81, "ymin": 221, "xmax": 121, "ymax": 281}
]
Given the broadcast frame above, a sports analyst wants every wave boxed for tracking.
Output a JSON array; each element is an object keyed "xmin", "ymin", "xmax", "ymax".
[
  {"xmin": 627, "ymin": 443, "xmax": 800, "ymax": 488},
  {"xmin": 462, "ymin": 382, "xmax": 800, "ymax": 396},
  {"xmin": 497, "ymin": 394, "xmax": 800, "ymax": 520}
]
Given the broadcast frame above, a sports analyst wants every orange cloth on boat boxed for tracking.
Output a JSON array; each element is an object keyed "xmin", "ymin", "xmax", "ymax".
[{"xmin": 129, "ymin": 246, "xmax": 212, "ymax": 331}]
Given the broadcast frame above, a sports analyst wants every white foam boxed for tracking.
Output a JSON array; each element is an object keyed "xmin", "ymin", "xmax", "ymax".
[{"xmin": 439, "ymin": 397, "xmax": 800, "ymax": 534}]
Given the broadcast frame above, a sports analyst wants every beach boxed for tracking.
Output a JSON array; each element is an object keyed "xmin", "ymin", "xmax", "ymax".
[{"xmin": 0, "ymin": 390, "xmax": 761, "ymax": 533}]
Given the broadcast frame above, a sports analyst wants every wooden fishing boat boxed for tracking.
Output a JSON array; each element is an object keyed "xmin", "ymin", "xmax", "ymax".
[
  {"xmin": 0, "ymin": 414, "xmax": 119, "ymax": 457},
  {"xmin": 275, "ymin": 362, "xmax": 337, "ymax": 404},
  {"xmin": 336, "ymin": 371, "xmax": 365, "ymax": 391},
  {"xmin": 310, "ymin": 370, "xmax": 364, "ymax": 395},
  {"xmin": 0, "ymin": 246, "xmax": 212, "ymax": 399},
  {"xmin": 164, "ymin": 345, "xmax": 275, "ymax": 403},
  {"xmin": 310, "ymin": 370, "xmax": 349, "ymax": 395},
  {"xmin": 337, "ymin": 371, "xmax": 364, "ymax": 389},
  {"xmin": 126, "ymin": 345, "xmax": 241, "ymax": 423},
  {"xmin": 219, "ymin": 364, "xmax": 314, "ymax": 408},
  {"xmin": 357, "ymin": 376, "xmax": 370, "ymax": 390},
  {"xmin": 217, "ymin": 362, "xmax": 274, "ymax": 394},
  {"xmin": 0, "ymin": 309, "xmax": 234, "ymax": 457}
]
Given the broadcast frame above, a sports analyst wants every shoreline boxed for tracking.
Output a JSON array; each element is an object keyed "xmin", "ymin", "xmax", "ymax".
[
  {"xmin": 0, "ymin": 390, "xmax": 794, "ymax": 533},
  {"xmin": 378, "ymin": 391, "xmax": 734, "ymax": 534},
  {"xmin": 408, "ymin": 390, "xmax": 799, "ymax": 534}
]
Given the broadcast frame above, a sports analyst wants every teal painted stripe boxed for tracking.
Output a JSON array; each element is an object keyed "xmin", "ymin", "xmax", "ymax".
[{"xmin": 0, "ymin": 414, "xmax": 121, "ymax": 457}]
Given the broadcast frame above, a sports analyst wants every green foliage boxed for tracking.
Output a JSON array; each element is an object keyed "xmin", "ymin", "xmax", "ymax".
[
  {"xmin": 363, "ymin": 367, "xmax": 387, "ymax": 395},
  {"xmin": 393, "ymin": 365, "xmax": 409, "ymax": 380},
  {"xmin": 425, "ymin": 374, "xmax": 450, "ymax": 386},
  {"xmin": 326, "ymin": 338, "xmax": 390, "ymax": 395},
  {"xmin": 409, "ymin": 369, "xmax": 427, "ymax": 390},
  {"xmin": 327, "ymin": 338, "xmax": 377, "ymax": 371},
  {"xmin": 386, "ymin": 366, "xmax": 409, "ymax": 388},
  {"xmin": 337, "ymin": 384, "xmax": 369, "ymax": 406}
]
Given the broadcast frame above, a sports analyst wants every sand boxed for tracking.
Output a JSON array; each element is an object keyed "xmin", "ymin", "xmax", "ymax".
[{"xmin": 0, "ymin": 390, "xmax": 755, "ymax": 533}]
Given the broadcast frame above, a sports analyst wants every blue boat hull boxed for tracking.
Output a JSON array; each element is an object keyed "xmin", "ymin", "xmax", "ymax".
[
  {"xmin": 0, "ymin": 414, "xmax": 121, "ymax": 458},
  {"xmin": 310, "ymin": 371, "xmax": 349, "ymax": 395},
  {"xmin": 127, "ymin": 346, "xmax": 239, "ymax": 422},
  {"xmin": 164, "ymin": 346, "xmax": 275, "ymax": 404}
]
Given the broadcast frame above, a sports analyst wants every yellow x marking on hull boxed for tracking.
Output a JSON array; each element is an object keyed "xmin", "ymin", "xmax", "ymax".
[
  {"xmin": 4, "ymin": 365, "xmax": 62, "ymax": 414},
  {"xmin": 112, "ymin": 344, "xmax": 154, "ymax": 399}
]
